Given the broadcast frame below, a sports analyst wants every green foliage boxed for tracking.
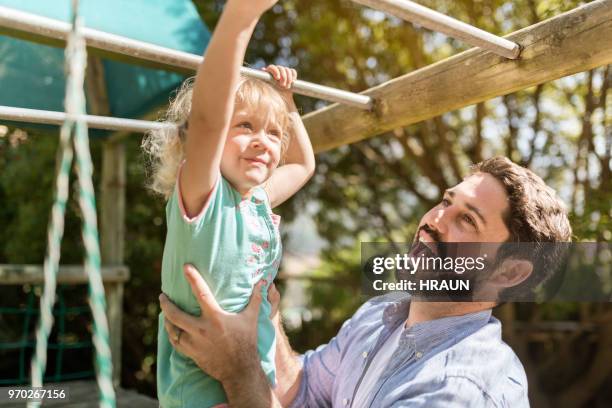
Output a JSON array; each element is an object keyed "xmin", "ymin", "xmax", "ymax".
[
  {"xmin": 119, "ymin": 138, "xmax": 166, "ymax": 394},
  {"xmin": 287, "ymin": 245, "xmax": 364, "ymax": 351},
  {"xmin": 0, "ymin": 132, "xmax": 90, "ymax": 264}
]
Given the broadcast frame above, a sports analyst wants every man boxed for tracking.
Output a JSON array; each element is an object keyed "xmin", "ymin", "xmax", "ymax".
[{"xmin": 159, "ymin": 156, "xmax": 572, "ymax": 407}]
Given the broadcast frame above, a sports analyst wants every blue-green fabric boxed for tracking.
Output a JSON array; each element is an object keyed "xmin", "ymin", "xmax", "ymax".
[
  {"xmin": 157, "ymin": 172, "xmax": 282, "ymax": 408},
  {"xmin": 0, "ymin": 0, "xmax": 210, "ymax": 136}
]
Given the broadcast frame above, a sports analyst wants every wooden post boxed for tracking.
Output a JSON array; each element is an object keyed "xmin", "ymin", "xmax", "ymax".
[
  {"xmin": 86, "ymin": 55, "xmax": 126, "ymax": 387},
  {"xmin": 100, "ymin": 141, "xmax": 125, "ymax": 388}
]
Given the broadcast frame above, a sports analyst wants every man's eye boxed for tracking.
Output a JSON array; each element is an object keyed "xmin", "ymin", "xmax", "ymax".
[
  {"xmin": 463, "ymin": 214, "xmax": 476, "ymax": 227},
  {"xmin": 269, "ymin": 130, "xmax": 281, "ymax": 138},
  {"xmin": 238, "ymin": 122, "xmax": 253, "ymax": 130}
]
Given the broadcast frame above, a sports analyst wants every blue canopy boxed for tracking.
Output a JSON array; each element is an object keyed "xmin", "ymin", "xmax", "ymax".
[{"xmin": 0, "ymin": 0, "xmax": 210, "ymax": 134}]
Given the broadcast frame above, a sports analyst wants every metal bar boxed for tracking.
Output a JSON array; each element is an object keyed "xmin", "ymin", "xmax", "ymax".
[
  {"xmin": 0, "ymin": 264, "xmax": 130, "ymax": 284},
  {"xmin": 352, "ymin": 0, "xmax": 521, "ymax": 59},
  {"xmin": 238, "ymin": 67, "xmax": 372, "ymax": 108},
  {"xmin": 0, "ymin": 105, "xmax": 171, "ymax": 133},
  {"xmin": 0, "ymin": 6, "xmax": 374, "ymax": 109}
]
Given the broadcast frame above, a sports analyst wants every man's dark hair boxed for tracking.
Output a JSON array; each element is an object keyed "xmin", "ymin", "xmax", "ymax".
[{"xmin": 471, "ymin": 156, "xmax": 573, "ymax": 300}]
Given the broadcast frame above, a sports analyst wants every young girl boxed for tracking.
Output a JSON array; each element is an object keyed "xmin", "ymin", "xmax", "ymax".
[{"xmin": 142, "ymin": 0, "xmax": 315, "ymax": 406}]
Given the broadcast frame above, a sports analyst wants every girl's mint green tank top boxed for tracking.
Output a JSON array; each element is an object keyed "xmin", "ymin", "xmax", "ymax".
[{"xmin": 157, "ymin": 171, "xmax": 282, "ymax": 408}]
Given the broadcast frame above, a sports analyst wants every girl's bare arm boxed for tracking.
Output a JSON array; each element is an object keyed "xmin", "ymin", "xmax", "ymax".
[{"xmin": 181, "ymin": 1, "xmax": 278, "ymax": 217}]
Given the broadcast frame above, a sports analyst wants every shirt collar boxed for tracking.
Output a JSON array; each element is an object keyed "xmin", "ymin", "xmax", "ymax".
[
  {"xmin": 381, "ymin": 297, "xmax": 492, "ymax": 356},
  {"xmin": 233, "ymin": 183, "xmax": 267, "ymax": 206}
]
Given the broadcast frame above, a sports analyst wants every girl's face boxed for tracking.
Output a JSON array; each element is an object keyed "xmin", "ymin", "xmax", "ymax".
[{"xmin": 220, "ymin": 103, "xmax": 284, "ymax": 195}]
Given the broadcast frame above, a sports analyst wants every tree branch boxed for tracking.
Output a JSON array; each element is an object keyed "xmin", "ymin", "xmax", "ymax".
[{"xmin": 524, "ymin": 84, "xmax": 544, "ymax": 167}]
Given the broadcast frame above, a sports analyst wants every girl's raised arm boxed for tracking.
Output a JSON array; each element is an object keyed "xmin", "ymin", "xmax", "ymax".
[
  {"xmin": 263, "ymin": 65, "xmax": 316, "ymax": 208},
  {"xmin": 181, "ymin": 0, "xmax": 279, "ymax": 217}
]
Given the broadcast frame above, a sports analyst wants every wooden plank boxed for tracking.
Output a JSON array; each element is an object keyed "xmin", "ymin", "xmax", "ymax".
[
  {"xmin": 303, "ymin": 0, "xmax": 612, "ymax": 152},
  {"xmin": 100, "ymin": 142, "xmax": 126, "ymax": 265},
  {"xmin": 105, "ymin": 281, "xmax": 124, "ymax": 388},
  {"xmin": 0, "ymin": 265, "xmax": 130, "ymax": 284},
  {"xmin": 102, "ymin": 151, "xmax": 125, "ymax": 388}
]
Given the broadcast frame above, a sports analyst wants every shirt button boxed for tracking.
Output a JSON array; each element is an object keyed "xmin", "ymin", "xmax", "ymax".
[
  {"xmin": 362, "ymin": 351, "xmax": 368, "ymax": 358},
  {"xmin": 415, "ymin": 351, "xmax": 423, "ymax": 359},
  {"xmin": 342, "ymin": 398, "xmax": 349, "ymax": 405}
]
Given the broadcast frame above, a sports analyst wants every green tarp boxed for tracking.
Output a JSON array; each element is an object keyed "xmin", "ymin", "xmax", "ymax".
[{"xmin": 0, "ymin": 0, "xmax": 210, "ymax": 135}]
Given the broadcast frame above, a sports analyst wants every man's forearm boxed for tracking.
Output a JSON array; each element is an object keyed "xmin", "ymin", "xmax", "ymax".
[
  {"xmin": 273, "ymin": 317, "xmax": 303, "ymax": 406},
  {"xmin": 223, "ymin": 362, "xmax": 283, "ymax": 408},
  {"xmin": 222, "ymin": 318, "xmax": 302, "ymax": 407}
]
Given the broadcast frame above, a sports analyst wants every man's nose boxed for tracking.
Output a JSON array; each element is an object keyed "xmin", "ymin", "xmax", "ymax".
[{"xmin": 432, "ymin": 207, "xmax": 453, "ymax": 235}]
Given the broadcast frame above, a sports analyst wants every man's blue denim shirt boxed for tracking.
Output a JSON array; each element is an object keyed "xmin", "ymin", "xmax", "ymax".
[{"xmin": 289, "ymin": 293, "xmax": 529, "ymax": 407}]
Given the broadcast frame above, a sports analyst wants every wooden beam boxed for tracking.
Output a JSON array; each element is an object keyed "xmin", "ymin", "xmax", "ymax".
[
  {"xmin": 0, "ymin": 264, "xmax": 130, "ymax": 285},
  {"xmin": 303, "ymin": 0, "xmax": 612, "ymax": 153}
]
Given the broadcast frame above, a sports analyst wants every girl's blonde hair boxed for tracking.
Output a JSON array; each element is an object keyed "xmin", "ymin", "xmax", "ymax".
[{"xmin": 142, "ymin": 76, "xmax": 292, "ymax": 198}]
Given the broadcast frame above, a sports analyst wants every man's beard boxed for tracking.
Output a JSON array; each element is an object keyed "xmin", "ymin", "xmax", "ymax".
[{"xmin": 395, "ymin": 232, "xmax": 487, "ymax": 301}]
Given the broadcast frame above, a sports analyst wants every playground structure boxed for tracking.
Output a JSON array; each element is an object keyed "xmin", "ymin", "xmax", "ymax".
[
  {"xmin": 1, "ymin": 0, "xmax": 610, "ymax": 148},
  {"xmin": 0, "ymin": 0, "xmax": 611, "ymax": 405}
]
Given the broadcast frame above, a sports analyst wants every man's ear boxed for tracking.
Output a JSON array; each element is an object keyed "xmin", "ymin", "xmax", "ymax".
[{"xmin": 490, "ymin": 258, "xmax": 533, "ymax": 289}]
